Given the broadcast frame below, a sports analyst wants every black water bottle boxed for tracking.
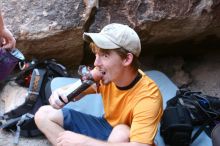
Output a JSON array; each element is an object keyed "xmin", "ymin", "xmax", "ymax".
[
  {"xmin": 59, "ymin": 65, "xmax": 97, "ymax": 103},
  {"xmin": 66, "ymin": 79, "xmax": 95, "ymax": 101}
]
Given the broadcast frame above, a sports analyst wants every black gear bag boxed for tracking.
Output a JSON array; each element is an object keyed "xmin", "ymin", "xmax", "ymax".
[
  {"xmin": 160, "ymin": 104, "xmax": 193, "ymax": 146},
  {"xmin": 160, "ymin": 89, "xmax": 220, "ymax": 146},
  {"xmin": 0, "ymin": 59, "xmax": 69, "ymax": 145}
]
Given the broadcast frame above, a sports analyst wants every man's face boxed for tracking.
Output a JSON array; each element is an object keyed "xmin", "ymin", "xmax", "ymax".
[{"xmin": 93, "ymin": 49, "xmax": 124, "ymax": 85}]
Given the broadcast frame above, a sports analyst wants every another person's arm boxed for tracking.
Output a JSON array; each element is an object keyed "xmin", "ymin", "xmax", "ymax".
[{"xmin": 0, "ymin": 10, "xmax": 16, "ymax": 50}]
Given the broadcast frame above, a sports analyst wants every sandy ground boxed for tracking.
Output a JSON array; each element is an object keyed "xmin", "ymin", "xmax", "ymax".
[
  {"xmin": 0, "ymin": 54, "xmax": 220, "ymax": 146},
  {"xmin": 0, "ymin": 83, "xmax": 51, "ymax": 146},
  {"xmin": 0, "ymin": 106, "xmax": 50, "ymax": 146}
]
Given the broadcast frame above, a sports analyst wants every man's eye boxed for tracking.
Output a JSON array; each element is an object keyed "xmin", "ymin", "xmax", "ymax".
[{"xmin": 100, "ymin": 53, "xmax": 108, "ymax": 57}]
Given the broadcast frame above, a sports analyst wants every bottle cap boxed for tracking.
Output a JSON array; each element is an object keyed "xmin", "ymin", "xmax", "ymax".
[{"xmin": 10, "ymin": 48, "xmax": 25, "ymax": 61}]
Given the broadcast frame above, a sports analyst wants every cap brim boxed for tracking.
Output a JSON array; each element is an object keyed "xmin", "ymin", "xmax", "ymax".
[{"xmin": 83, "ymin": 32, "xmax": 120, "ymax": 49}]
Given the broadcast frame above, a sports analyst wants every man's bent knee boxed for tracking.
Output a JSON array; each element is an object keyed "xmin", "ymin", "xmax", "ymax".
[
  {"xmin": 35, "ymin": 105, "xmax": 63, "ymax": 129},
  {"xmin": 108, "ymin": 124, "xmax": 130, "ymax": 142},
  {"xmin": 35, "ymin": 105, "xmax": 51, "ymax": 123}
]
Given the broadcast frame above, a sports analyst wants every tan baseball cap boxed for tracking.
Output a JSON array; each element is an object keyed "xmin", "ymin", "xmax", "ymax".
[{"xmin": 83, "ymin": 23, "xmax": 141, "ymax": 57}]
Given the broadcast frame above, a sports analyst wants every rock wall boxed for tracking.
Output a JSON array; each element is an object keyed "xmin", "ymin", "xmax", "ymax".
[
  {"xmin": 1, "ymin": 0, "xmax": 220, "ymax": 65},
  {"xmin": 2, "ymin": 0, "xmax": 86, "ymax": 65},
  {"xmin": 1, "ymin": 1, "xmax": 220, "ymax": 145}
]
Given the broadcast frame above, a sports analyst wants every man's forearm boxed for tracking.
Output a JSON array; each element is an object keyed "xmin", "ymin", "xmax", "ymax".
[{"xmin": 57, "ymin": 131, "xmax": 152, "ymax": 146}]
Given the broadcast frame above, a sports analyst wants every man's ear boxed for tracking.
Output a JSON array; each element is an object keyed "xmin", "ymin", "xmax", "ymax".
[{"xmin": 123, "ymin": 53, "xmax": 133, "ymax": 66}]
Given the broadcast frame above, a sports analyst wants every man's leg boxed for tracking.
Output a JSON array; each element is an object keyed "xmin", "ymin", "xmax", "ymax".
[
  {"xmin": 35, "ymin": 105, "xmax": 64, "ymax": 146},
  {"xmin": 108, "ymin": 124, "xmax": 130, "ymax": 142}
]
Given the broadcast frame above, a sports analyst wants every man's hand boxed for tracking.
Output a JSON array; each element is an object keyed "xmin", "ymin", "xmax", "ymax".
[
  {"xmin": 49, "ymin": 88, "xmax": 68, "ymax": 109},
  {"xmin": 0, "ymin": 27, "xmax": 16, "ymax": 50},
  {"xmin": 57, "ymin": 131, "xmax": 88, "ymax": 146}
]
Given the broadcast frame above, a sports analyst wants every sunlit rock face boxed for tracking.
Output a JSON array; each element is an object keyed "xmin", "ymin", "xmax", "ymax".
[
  {"xmin": 2, "ymin": 0, "xmax": 220, "ymax": 65},
  {"xmin": 2, "ymin": 0, "xmax": 86, "ymax": 66}
]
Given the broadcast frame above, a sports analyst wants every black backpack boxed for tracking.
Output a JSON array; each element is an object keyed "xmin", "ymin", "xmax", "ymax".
[
  {"xmin": 160, "ymin": 89, "xmax": 220, "ymax": 146},
  {"xmin": 0, "ymin": 59, "xmax": 70, "ymax": 144}
]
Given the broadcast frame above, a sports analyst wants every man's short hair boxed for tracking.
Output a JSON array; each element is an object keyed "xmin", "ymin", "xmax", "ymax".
[{"xmin": 90, "ymin": 42, "xmax": 140, "ymax": 70}]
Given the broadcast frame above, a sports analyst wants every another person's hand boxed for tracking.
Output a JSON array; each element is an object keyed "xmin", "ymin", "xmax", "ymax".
[
  {"xmin": 49, "ymin": 88, "xmax": 68, "ymax": 109},
  {"xmin": 0, "ymin": 26, "xmax": 16, "ymax": 50}
]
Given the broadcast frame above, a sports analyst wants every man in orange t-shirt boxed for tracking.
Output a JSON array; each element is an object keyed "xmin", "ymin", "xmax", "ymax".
[{"xmin": 35, "ymin": 23, "xmax": 163, "ymax": 146}]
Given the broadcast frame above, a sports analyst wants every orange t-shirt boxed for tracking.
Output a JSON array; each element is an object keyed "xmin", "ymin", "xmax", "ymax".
[{"xmin": 99, "ymin": 70, "xmax": 163, "ymax": 144}]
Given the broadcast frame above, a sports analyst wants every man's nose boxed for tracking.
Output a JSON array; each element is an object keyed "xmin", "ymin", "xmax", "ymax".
[{"xmin": 94, "ymin": 55, "xmax": 101, "ymax": 67}]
